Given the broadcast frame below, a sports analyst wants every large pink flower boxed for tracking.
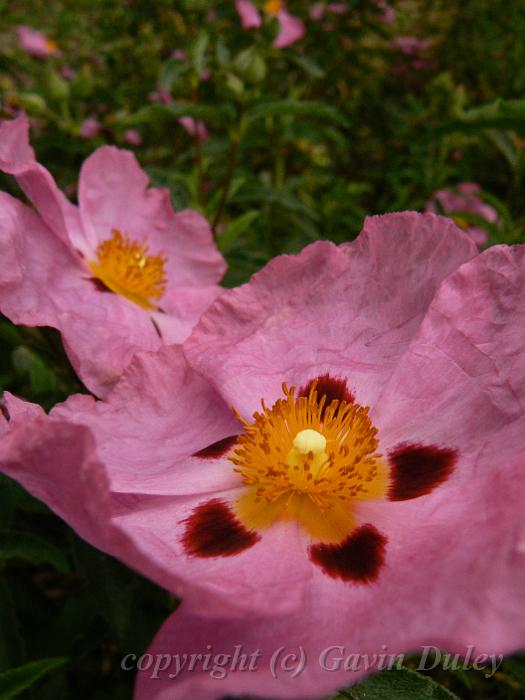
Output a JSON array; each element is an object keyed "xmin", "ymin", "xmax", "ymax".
[
  {"xmin": 17, "ymin": 25, "xmax": 58, "ymax": 58},
  {"xmin": 0, "ymin": 117, "xmax": 226, "ymax": 396},
  {"xmin": 235, "ymin": 1, "xmax": 305, "ymax": 48},
  {"xmin": 1, "ymin": 213, "xmax": 524, "ymax": 698},
  {"xmin": 425, "ymin": 182, "xmax": 499, "ymax": 247}
]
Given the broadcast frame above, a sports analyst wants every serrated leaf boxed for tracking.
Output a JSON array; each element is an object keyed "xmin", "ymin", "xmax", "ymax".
[
  {"xmin": 0, "ymin": 657, "xmax": 67, "ymax": 699},
  {"xmin": 0, "ymin": 531, "xmax": 69, "ymax": 572},
  {"xmin": 342, "ymin": 668, "xmax": 460, "ymax": 700},
  {"xmin": 245, "ymin": 100, "xmax": 348, "ymax": 127},
  {"xmin": 431, "ymin": 98, "xmax": 525, "ymax": 136}
]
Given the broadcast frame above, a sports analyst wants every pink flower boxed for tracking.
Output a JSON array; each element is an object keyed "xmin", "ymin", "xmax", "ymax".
[
  {"xmin": 235, "ymin": 1, "xmax": 305, "ymax": 48},
  {"xmin": 273, "ymin": 6, "xmax": 306, "ymax": 48},
  {"xmin": 171, "ymin": 49, "xmax": 187, "ymax": 61},
  {"xmin": 327, "ymin": 2, "xmax": 347, "ymax": 14},
  {"xmin": 17, "ymin": 25, "xmax": 58, "ymax": 58},
  {"xmin": 373, "ymin": 0, "xmax": 395, "ymax": 24},
  {"xmin": 178, "ymin": 117, "xmax": 209, "ymax": 141},
  {"xmin": 425, "ymin": 183, "xmax": 499, "ymax": 247},
  {"xmin": 235, "ymin": 0, "xmax": 262, "ymax": 28},
  {"xmin": 123, "ymin": 129, "xmax": 142, "ymax": 146},
  {"xmin": 148, "ymin": 84, "xmax": 173, "ymax": 105},
  {"xmin": 391, "ymin": 35, "xmax": 431, "ymax": 56},
  {"xmin": 309, "ymin": 3, "xmax": 325, "ymax": 20},
  {"xmin": 2, "ymin": 213, "xmax": 525, "ymax": 699},
  {"xmin": 79, "ymin": 117, "xmax": 102, "ymax": 139},
  {"xmin": 0, "ymin": 117, "xmax": 225, "ymax": 397}
]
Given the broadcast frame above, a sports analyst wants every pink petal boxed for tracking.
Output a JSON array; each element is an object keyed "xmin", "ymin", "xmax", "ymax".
[
  {"xmin": 51, "ymin": 346, "xmax": 241, "ymax": 495},
  {"xmin": 78, "ymin": 148, "xmax": 225, "ymax": 294},
  {"xmin": 235, "ymin": 0, "xmax": 262, "ymax": 29},
  {"xmin": 185, "ymin": 213, "xmax": 477, "ymax": 418},
  {"xmin": 0, "ymin": 117, "xmax": 86, "ymax": 253},
  {"xmin": 374, "ymin": 244, "xmax": 525, "ymax": 475},
  {"xmin": 0, "ymin": 192, "xmax": 162, "ymax": 397},
  {"xmin": 274, "ymin": 10, "xmax": 306, "ymax": 48}
]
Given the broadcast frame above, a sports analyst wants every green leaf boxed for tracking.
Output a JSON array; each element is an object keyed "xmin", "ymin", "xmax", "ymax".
[
  {"xmin": 0, "ymin": 531, "xmax": 69, "ymax": 572},
  {"xmin": 11, "ymin": 347, "xmax": 55, "ymax": 396},
  {"xmin": 342, "ymin": 668, "xmax": 460, "ymax": 700},
  {"xmin": 218, "ymin": 210, "xmax": 260, "ymax": 251},
  {"xmin": 121, "ymin": 102, "xmax": 234, "ymax": 126},
  {"xmin": 245, "ymin": 100, "xmax": 348, "ymax": 127},
  {"xmin": 289, "ymin": 53, "xmax": 326, "ymax": 79},
  {"xmin": 158, "ymin": 59, "xmax": 188, "ymax": 91},
  {"xmin": 0, "ymin": 658, "xmax": 67, "ymax": 699},
  {"xmin": 431, "ymin": 98, "xmax": 525, "ymax": 136}
]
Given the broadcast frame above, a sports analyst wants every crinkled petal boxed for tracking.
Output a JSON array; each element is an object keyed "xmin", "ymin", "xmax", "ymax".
[
  {"xmin": 185, "ymin": 213, "xmax": 477, "ymax": 417},
  {"xmin": 374, "ymin": 244, "xmax": 525, "ymax": 476},
  {"xmin": 0, "ymin": 117, "xmax": 86, "ymax": 253},
  {"xmin": 51, "ymin": 346, "xmax": 241, "ymax": 494},
  {"xmin": 0, "ymin": 192, "xmax": 162, "ymax": 397}
]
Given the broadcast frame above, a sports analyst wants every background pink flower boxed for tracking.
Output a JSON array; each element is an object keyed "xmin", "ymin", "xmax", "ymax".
[
  {"xmin": 178, "ymin": 117, "xmax": 209, "ymax": 141},
  {"xmin": 425, "ymin": 182, "xmax": 499, "ymax": 247},
  {"xmin": 0, "ymin": 117, "xmax": 225, "ymax": 396},
  {"xmin": 79, "ymin": 117, "xmax": 102, "ymax": 139},
  {"xmin": 17, "ymin": 25, "xmax": 58, "ymax": 58},
  {"xmin": 124, "ymin": 128, "xmax": 142, "ymax": 146}
]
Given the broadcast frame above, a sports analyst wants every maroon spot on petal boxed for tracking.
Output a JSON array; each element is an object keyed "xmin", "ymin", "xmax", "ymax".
[
  {"xmin": 299, "ymin": 373, "xmax": 354, "ymax": 415},
  {"xmin": 182, "ymin": 499, "xmax": 260, "ymax": 558},
  {"xmin": 388, "ymin": 443, "xmax": 457, "ymax": 501},
  {"xmin": 89, "ymin": 277, "xmax": 111, "ymax": 293},
  {"xmin": 193, "ymin": 435, "xmax": 238, "ymax": 458},
  {"xmin": 309, "ymin": 524, "xmax": 387, "ymax": 583}
]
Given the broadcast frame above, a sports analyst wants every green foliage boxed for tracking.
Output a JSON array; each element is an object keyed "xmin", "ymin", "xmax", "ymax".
[{"xmin": 1, "ymin": 1, "xmax": 525, "ymax": 699}]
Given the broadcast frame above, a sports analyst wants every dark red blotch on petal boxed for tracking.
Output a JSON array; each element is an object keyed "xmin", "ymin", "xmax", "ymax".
[
  {"xmin": 299, "ymin": 374, "xmax": 354, "ymax": 413},
  {"xmin": 309, "ymin": 524, "xmax": 387, "ymax": 583},
  {"xmin": 182, "ymin": 499, "xmax": 260, "ymax": 558},
  {"xmin": 193, "ymin": 435, "xmax": 238, "ymax": 458},
  {"xmin": 388, "ymin": 443, "xmax": 457, "ymax": 501}
]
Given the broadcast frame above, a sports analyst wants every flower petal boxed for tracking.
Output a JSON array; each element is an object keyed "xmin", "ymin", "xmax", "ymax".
[
  {"xmin": 186, "ymin": 212, "xmax": 477, "ymax": 418},
  {"xmin": 0, "ymin": 117, "xmax": 86, "ymax": 253},
  {"xmin": 0, "ymin": 192, "xmax": 162, "ymax": 397},
  {"xmin": 78, "ymin": 148, "xmax": 226, "ymax": 295}
]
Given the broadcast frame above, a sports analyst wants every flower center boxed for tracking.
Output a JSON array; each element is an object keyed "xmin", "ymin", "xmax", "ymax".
[
  {"xmin": 264, "ymin": 0, "xmax": 283, "ymax": 16},
  {"xmin": 87, "ymin": 229, "xmax": 167, "ymax": 310},
  {"xmin": 231, "ymin": 382, "xmax": 388, "ymax": 544}
]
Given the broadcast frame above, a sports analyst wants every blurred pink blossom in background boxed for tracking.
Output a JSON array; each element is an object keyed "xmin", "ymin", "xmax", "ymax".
[
  {"xmin": 235, "ymin": 0, "xmax": 305, "ymax": 48},
  {"xmin": 178, "ymin": 117, "xmax": 209, "ymax": 141},
  {"xmin": 17, "ymin": 25, "xmax": 58, "ymax": 58},
  {"xmin": 79, "ymin": 117, "xmax": 102, "ymax": 139},
  {"xmin": 425, "ymin": 182, "xmax": 499, "ymax": 247},
  {"xmin": 124, "ymin": 129, "xmax": 142, "ymax": 146}
]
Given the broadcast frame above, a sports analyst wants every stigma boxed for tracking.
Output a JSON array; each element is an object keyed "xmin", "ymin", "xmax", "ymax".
[{"xmin": 87, "ymin": 229, "xmax": 167, "ymax": 310}]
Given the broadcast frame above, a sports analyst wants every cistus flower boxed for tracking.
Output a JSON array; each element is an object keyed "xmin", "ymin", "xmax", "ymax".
[
  {"xmin": 235, "ymin": 0, "xmax": 305, "ymax": 49},
  {"xmin": 0, "ymin": 116, "xmax": 225, "ymax": 396},
  {"xmin": 79, "ymin": 117, "xmax": 102, "ymax": 139},
  {"xmin": 425, "ymin": 182, "xmax": 499, "ymax": 247},
  {"xmin": 2, "ymin": 213, "xmax": 525, "ymax": 699},
  {"xmin": 16, "ymin": 25, "xmax": 58, "ymax": 58}
]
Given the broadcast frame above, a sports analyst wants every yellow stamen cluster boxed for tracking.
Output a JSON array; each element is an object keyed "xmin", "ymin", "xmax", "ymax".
[
  {"xmin": 264, "ymin": 0, "xmax": 283, "ymax": 16},
  {"xmin": 87, "ymin": 229, "xmax": 167, "ymax": 311},
  {"xmin": 231, "ymin": 383, "xmax": 388, "ymax": 544}
]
